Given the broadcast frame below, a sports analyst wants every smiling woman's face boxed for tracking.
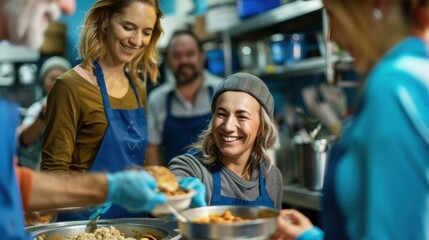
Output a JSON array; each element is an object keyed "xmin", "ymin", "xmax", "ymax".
[
  {"xmin": 103, "ymin": 2, "xmax": 156, "ymax": 66},
  {"xmin": 212, "ymin": 91, "xmax": 261, "ymax": 164},
  {"xmin": 3, "ymin": 0, "xmax": 75, "ymax": 49}
]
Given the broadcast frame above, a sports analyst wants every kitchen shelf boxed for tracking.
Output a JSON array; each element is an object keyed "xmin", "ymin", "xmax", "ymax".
[
  {"xmin": 283, "ymin": 184, "xmax": 322, "ymax": 211},
  {"xmin": 220, "ymin": 0, "xmax": 326, "ymax": 76},
  {"xmin": 224, "ymin": 0, "xmax": 323, "ymax": 37},
  {"xmin": 248, "ymin": 54, "xmax": 354, "ymax": 79},
  {"xmin": 0, "ymin": 42, "xmax": 40, "ymax": 62}
]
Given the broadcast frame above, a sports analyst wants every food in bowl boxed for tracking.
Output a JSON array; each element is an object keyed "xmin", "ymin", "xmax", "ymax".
[
  {"xmin": 144, "ymin": 166, "xmax": 179, "ymax": 193},
  {"xmin": 144, "ymin": 166, "xmax": 196, "ymax": 215},
  {"xmin": 193, "ymin": 210, "xmax": 251, "ymax": 223},
  {"xmin": 178, "ymin": 206, "xmax": 280, "ymax": 239}
]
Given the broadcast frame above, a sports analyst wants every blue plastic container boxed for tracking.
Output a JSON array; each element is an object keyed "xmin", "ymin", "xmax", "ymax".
[
  {"xmin": 237, "ymin": 0, "xmax": 281, "ymax": 19},
  {"xmin": 206, "ymin": 49, "xmax": 225, "ymax": 76}
]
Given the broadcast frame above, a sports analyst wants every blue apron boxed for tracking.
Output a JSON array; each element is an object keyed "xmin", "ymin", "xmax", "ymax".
[
  {"xmin": 210, "ymin": 164, "xmax": 275, "ymax": 207},
  {"xmin": 161, "ymin": 87, "xmax": 213, "ymax": 163},
  {"xmin": 0, "ymin": 99, "xmax": 30, "ymax": 240},
  {"xmin": 58, "ymin": 62, "xmax": 148, "ymax": 221}
]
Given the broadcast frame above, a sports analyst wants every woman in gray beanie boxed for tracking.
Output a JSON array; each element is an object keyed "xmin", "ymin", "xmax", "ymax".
[{"xmin": 169, "ymin": 72, "xmax": 283, "ymax": 209}]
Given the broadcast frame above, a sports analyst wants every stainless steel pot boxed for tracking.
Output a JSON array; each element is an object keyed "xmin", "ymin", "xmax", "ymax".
[
  {"xmin": 177, "ymin": 206, "xmax": 279, "ymax": 240},
  {"xmin": 295, "ymin": 135, "xmax": 336, "ymax": 191},
  {"xmin": 25, "ymin": 218, "xmax": 181, "ymax": 240}
]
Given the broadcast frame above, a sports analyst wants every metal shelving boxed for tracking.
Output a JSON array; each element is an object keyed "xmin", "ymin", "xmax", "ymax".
[
  {"xmin": 247, "ymin": 54, "xmax": 354, "ymax": 79},
  {"xmin": 0, "ymin": 42, "xmax": 40, "ymax": 62},
  {"xmin": 219, "ymin": 0, "xmax": 326, "ymax": 76},
  {"xmin": 225, "ymin": 0, "xmax": 323, "ymax": 37},
  {"xmin": 283, "ymin": 184, "xmax": 322, "ymax": 210}
]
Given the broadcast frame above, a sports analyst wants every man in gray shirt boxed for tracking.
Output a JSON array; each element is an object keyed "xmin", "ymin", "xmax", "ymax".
[{"xmin": 147, "ymin": 30, "xmax": 222, "ymax": 166}]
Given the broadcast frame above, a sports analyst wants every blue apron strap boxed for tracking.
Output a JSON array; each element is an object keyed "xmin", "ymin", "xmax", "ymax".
[
  {"xmin": 125, "ymin": 71, "xmax": 141, "ymax": 108},
  {"xmin": 94, "ymin": 62, "xmax": 142, "ymax": 110},
  {"xmin": 212, "ymin": 165, "xmax": 221, "ymax": 195},
  {"xmin": 93, "ymin": 61, "xmax": 111, "ymax": 111}
]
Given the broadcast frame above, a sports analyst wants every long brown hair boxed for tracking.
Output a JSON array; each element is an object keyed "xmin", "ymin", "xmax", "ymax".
[{"xmin": 78, "ymin": 0, "xmax": 164, "ymax": 84}]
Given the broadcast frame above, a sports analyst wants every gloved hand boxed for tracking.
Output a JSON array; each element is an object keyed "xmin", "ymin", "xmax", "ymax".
[
  {"xmin": 89, "ymin": 202, "xmax": 112, "ymax": 220},
  {"xmin": 179, "ymin": 177, "xmax": 207, "ymax": 208},
  {"xmin": 106, "ymin": 170, "xmax": 167, "ymax": 212}
]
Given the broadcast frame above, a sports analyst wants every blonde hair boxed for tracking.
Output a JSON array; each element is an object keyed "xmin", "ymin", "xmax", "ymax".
[
  {"xmin": 78, "ymin": 0, "xmax": 164, "ymax": 84},
  {"xmin": 325, "ymin": 0, "xmax": 429, "ymax": 71},
  {"xmin": 190, "ymin": 106, "xmax": 278, "ymax": 174}
]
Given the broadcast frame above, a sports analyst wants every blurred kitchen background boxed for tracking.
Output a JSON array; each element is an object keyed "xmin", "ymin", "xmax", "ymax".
[{"xmin": 0, "ymin": 0, "xmax": 362, "ymax": 227}]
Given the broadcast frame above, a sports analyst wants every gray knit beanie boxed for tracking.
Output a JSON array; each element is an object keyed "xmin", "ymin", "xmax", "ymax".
[
  {"xmin": 39, "ymin": 56, "xmax": 71, "ymax": 82},
  {"xmin": 211, "ymin": 72, "xmax": 274, "ymax": 117}
]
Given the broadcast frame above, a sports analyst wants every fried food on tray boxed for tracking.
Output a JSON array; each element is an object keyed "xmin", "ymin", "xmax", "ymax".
[
  {"xmin": 193, "ymin": 210, "xmax": 251, "ymax": 224},
  {"xmin": 144, "ymin": 166, "xmax": 179, "ymax": 193},
  {"xmin": 25, "ymin": 212, "xmax": 52, "ymax": 226}
]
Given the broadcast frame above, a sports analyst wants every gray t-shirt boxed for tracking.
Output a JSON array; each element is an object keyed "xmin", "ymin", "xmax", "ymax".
[
  {"xmin": 168, "ymin": 153, "xmax": 284, "ymax": 209},
  {"xmin": 147, "ymin": 70, "xmax": 222, "ymax": 145}
]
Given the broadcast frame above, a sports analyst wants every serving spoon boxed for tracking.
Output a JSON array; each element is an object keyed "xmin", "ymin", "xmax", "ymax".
[
  {"xmin": 85, "ymin": 214, "xmax": 100, "ymax": 233},
  {"xmin": 166, "ymin": 204, "xmax": 189, "ymax": 222}
]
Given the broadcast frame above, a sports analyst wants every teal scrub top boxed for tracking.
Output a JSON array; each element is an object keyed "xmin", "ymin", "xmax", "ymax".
[{"xmin": 335, "ymin": 37, "xmax": 429, "ymax": 239}]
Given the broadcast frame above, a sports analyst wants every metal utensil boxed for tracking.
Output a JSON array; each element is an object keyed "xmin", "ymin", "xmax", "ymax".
[
  {"xmin": 309, "ymin": 123, "xmax": 322, "ymax": 139},
  {"xmin": 85, "ymin": 214, "xmax": 100, "ymax": 233},
  {"xmin": 166, "ymin": 204, "xmax": 189, "ymax": 222}
]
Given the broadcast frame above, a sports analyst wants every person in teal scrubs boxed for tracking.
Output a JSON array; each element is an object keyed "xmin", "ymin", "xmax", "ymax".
[{"xmin": 272, "ymin": 0, "xmax": 429, "ymax": 239}]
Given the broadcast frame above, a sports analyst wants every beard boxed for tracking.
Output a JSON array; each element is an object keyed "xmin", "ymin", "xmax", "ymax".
[
  {"xmin": 173, "ymin": 64, "xmax": 202, "ymax": 86},
  {"xmin": 5, "ymin": 0, "xmax": 61, "ymax": 49}
]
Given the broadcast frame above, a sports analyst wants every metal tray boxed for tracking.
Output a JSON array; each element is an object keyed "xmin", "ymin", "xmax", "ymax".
[
  {"xmin": 177, "ymin": 206, "xmax": 279, "ymax": 240},
  {"xmin": 26, "ymin": 218, "xmax": 181, "ymax": 240}
]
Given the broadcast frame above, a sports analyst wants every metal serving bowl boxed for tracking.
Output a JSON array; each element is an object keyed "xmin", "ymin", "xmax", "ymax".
[
  {"xmin": 178, "ymin": 206, "xmax": 279, "ymax": 240},
  {"xmin": 26, "ymin": 218, "xmax": 181, "ymax": 240}
]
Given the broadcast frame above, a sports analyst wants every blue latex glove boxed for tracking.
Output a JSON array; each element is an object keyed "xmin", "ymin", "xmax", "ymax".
[
  {"xmin": 106, "ymin": 170, "xmax": 167, "ymax": 212},
  {"xmin": 179, "ymin": 177, "xmax": 207, "ymax": 208},
  {"xmin": 89, "ymin": 202, "xmax": 112, "ymax": 220}
]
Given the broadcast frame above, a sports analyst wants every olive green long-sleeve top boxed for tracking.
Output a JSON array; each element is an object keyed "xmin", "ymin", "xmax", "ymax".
[{"xmin": 41, "ymin": 69, "xmax": 147, "ymax": 173}]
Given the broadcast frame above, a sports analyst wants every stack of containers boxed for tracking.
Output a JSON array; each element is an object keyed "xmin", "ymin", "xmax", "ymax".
[{"xmin": 236, "ymin": 0, "xmax": 281, "ymax": 19}]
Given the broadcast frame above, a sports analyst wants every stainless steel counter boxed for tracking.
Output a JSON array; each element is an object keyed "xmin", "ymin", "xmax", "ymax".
[{"xmin": 282, "ymin": 184, "xmax": 322, "ymax": 211}]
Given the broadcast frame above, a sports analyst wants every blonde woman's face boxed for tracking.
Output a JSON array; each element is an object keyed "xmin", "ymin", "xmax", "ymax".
[
  {"xmin": 104, "ymin": 2, "xmax": 156, "ymax": 65},
  {"xmin": 212, "ymin": 91, "xmax": 261, "ymax": 164}
]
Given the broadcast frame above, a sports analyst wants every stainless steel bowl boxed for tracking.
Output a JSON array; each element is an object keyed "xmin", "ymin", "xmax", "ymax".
[
  {"xmin": 26, "ymin": 218, "xmax": 181, "ymax": 240},
  {"xmin": 178, "ymin": 206, "xmax": 279, "ymax": 240}
]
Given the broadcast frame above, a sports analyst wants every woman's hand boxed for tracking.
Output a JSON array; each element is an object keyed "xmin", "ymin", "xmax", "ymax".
[{"xmin": 271, "ymin": 209, "xmax": 315, "ymax": 240}]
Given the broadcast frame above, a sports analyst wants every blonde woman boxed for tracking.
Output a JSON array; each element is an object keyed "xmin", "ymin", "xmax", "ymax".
[{"xmin": 41, "ymin": 0, "xmax": 164, "ymax": 220}]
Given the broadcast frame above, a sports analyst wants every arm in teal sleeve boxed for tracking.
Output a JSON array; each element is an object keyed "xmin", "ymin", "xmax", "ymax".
[{"xmin": 297, "ymin": 227, "xmax": 324, "ymax": 240}]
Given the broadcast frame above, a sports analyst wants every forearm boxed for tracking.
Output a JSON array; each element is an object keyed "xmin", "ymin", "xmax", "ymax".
[
  {"xmin": 19, "ymin": 116, "xmax": 44, "ymax": 145},
  {"xmin": 28, "ymin": 172, "xmax": 108, "ymax": 212},
  {"xmin": 145, "ymin": 144, "xmax": 160, "ymax": 166}
]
